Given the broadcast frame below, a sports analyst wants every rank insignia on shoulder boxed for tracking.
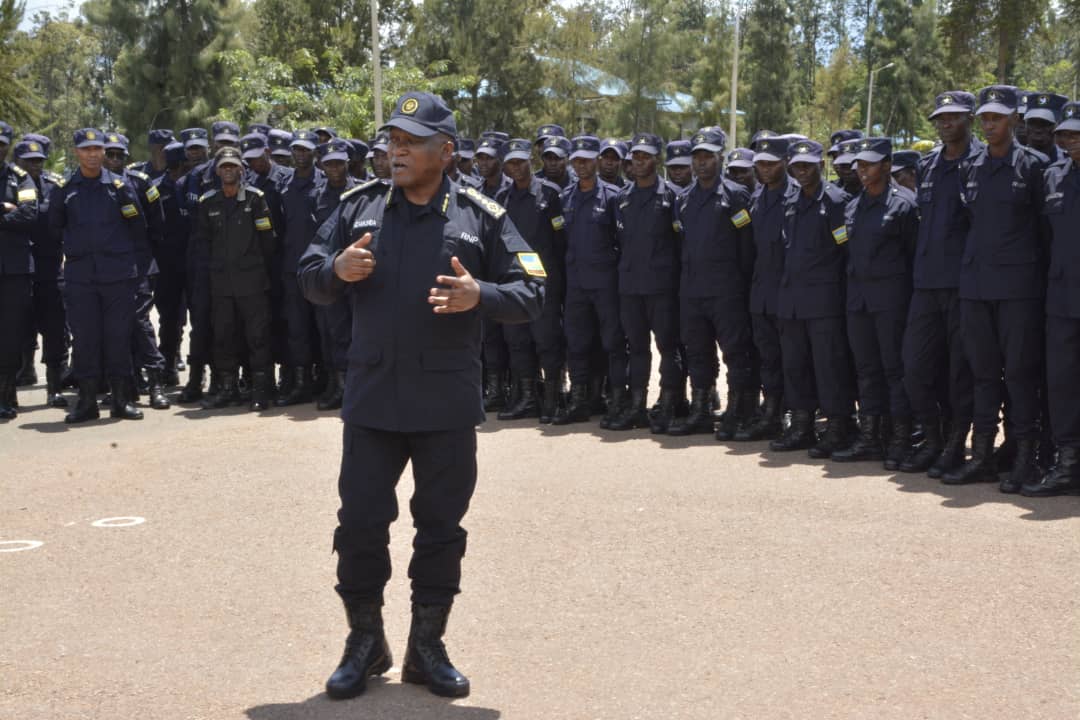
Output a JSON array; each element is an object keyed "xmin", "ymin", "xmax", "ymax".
[
  {"xmin": 255, "ymin": 216, "xmax": 272, "ymax": 231},
  {"xmin": 113, "ymin": 179, "xmax": 125, "ymax": 189},
  {"xmin": 832, "ymin": 226, "xmax": 848, "ymax": 244},
  {"xmin": 11, "ymin": 165, "xmax": 26, "ymax": 177},
  {"xmin": 731, "ymin": 209, "xmax": 751, "ymax": 228},
  {"xmin": 517, "ymin": 252, "xmax": 546, "ymax": 278},
  {"xmin": 462, "ymin": 186, "xmax": 506, "ymax": 218},
  {"xmin": 145, "ymin": 185, "xmax": 160, "ymax": 203},
  {"xmin": 121, "ymin": 204, "xmax": 139, "ymax": 219},
  {"xmin": 551, "ymin": 215, "xmax": 565, "ymax": 231},
  {"xmin": 17, "ymin": 188, "xmax": 37, "ymax": 203}
]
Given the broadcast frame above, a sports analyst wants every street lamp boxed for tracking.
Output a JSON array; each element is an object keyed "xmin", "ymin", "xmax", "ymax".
[{"xmin": 866, "ymin": 62, "xmax": 895, "ymax": 136}]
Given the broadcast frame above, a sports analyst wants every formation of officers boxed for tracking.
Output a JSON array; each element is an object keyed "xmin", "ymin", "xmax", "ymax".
[{"xmin": 2, "ymin": 83, "xmax": 1080, "ymax": 499}]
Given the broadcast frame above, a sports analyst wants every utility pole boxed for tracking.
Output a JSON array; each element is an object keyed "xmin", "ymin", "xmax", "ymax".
[
  {"xmin": 866, "ymin": 62, "xmax": 895, "ymax": 136},
  {"xmin": 729, "ymin": 4, "xmax": 740, "ymax": 147},
  {"xmin": 371, "ymin": 0, "xmax": 383, "ymax": 129}
]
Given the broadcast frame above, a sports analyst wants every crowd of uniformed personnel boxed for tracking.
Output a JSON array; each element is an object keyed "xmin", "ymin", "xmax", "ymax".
[{"xmin": 2, "ymin": 83, "xmax": 1079, "ymax": 499}]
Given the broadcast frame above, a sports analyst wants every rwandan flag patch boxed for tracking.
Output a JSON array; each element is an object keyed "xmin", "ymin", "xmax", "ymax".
[
  {"xmin": 551, "ymin": 215, "xmax": 565, "ymax": 231},
  {"xmin": 832, "ymin": 225, "xmax": 848, "ymax": 244},
  {"xmin": 517, "ymin": 252, "xmax": 547, "ymax": 278},
  {"xmin": 120, "ymin": 204, "xmax": 138, "ymax": 219},
  {"xmin": 17, "ymin": 188, "xmax": 37, "ymax": 203},
  {"xmin": 145, "ymin": 185, "xmax": 160, "ymax": 203},
  {"xmin": 255, "ymin": 216, "xmax": 272, "ymax": 231},
  {"xmin": 731, "ymin": 209, "xmax": 751, "ymax": 228}
]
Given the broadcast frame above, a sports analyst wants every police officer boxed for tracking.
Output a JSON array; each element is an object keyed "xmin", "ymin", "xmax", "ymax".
[
  {"xmin": 1015, "ymin": 90, "xmax": 1032, "ymax": 145},
  {"xmin": 311, "ymin": 138, "xmax": 357, "ymax": 411},
  {"xmin": 537, "ymin": 135, "xmax": 575, "ymax": 189},
  {"xmin": 151, "ymin": 141, "xmax": 190, "ymax": 388},
  {"xmin": 0, "ymin": 132, "xmax": 39, "ymax": 419},
  {"xmin": 736, "ymin": 135, "xmax": 797, "ymax": 441},
  {"xmin": 248, "ymin": 123, "xmax": 272, "ymax": 136},
  {"xmin": 889, "ymin": 150, "xmax": 920, "ymax": 192},
  {"xmin": 769, "ymin": 140, "xmax": 855, "ymax": 456},
  {"xmin": 474, "ymin": 136, "xmax": 513, "ymax": 408},
  {"xmin": 445, "ymin": 138, "xmax": 479, "ymax": 188},
  {"xmin": 666, "ymin": 127, "xmax": 755, "ymax": 438},
  {"xmin": 128, "ymin": 129, "xmax": 174, "ymax": 180},
  {"xmin": 1024, "ymin": 92, "xmax": 1069, "ymax": 163},
  {"xmin": 664, "ymin": 140, "xmax": 693, "ymax": 192},
  {"xmin": 599, "ymin": 138, "xmax": 630, "ymax": 189},
  {"xmin": 610, "ymin": 132, "xmax": 684, "ymax": 432},
  {"xmin": 276, "ymin": 129, "xmax": 325, "ymax": 406},
  {"xmin": 533, "ymin": 123, "xmax": 565, "ymax": 155},
  {"xmin": 551, "ymin": 136, "xmax": 628, "ymax": 426},
  {"xmin": 828, "ymin": 129, "xmax": 863, "ymax": 193},
  {"xmin": 899, "ymin": 91, "xmax": 980, "ymax": 477},
  {"xmin": 193, "ymin": 147, "xmax": 276, "ymax": 412},
  {"xmin": 314, "ymin": 126, "xmax": 337, "ymax": 145},
  {"xmin": 474, "ymin": 136, "xmax": 510, "ymax": 199},
  {"xmin": 179, "ymin": 127, "xmax": 210, "ymax": 173},
  {"xmin": 348, "ymin": 140, "xmax": 371, "ymax": 181},
  {"xmin": 495, "ymin": 138, "xmax": 566, "ymax": 421},
  {"xmin": 456, "ymin": 138, "xmax": 477, "ymax": 177},
  {"xmin": 268, "ymin": 129, "xmax": 294, "ymax": 167},
  {"xmin": 369, "ymin": 132, "xmax": 391, "ymax": 180},
  {"xmin": 298, "ymin": 92, "xmax": 542, "ymax": 701},
  {"xmin": 50, "ymin": 128, "xmax": 145, "ymax": 423},
  {"xmin": 1023, "ymin": 101, "xmax": 1080, "ymax": 496},
  {"xmin": 724, "ymin": 148, "xmax": 757, "ymax": 193},
  {"xmin": 831, "ymin": 138, "xmax": 917, "ymax": 468},
  {"xmin": 945, "ymin": 85, "xmax": 1049, "ymax": 493}
]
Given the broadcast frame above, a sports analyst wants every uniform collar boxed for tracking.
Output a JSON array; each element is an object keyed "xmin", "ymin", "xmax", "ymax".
[{"xmin": 389, "ymin": 175, "xmax": 453, "ymax": 218}]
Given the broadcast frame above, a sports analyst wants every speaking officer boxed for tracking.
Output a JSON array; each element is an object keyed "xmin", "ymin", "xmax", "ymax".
[
  {"xmin": 551, "ymin": 136, "xmax": 627, "ymax": 426},
  {"xmin": 830, "ymin": 139, "xmax": 917, "ymax": 468},
  {"xmin": 899, "ymin": 91, "xmax": 980, "ymax": 477},
  {"xmin": 0, "ymin": 138, "xmax": 38, "ymax": 419},
  {"xmin": 770, "ymin": 140, "xmax": 855, "ymax": 456},
  {"xmin": 298, "ymin": 92, "xmax": 542, "ymax": 700},
  {"xmin": 1020, "ymin": 102, "xmax": 1080, "ymax": 496},
  {"xmin": 495, "ymin": 138, "xmax": 566, "ymax": 422},
  {"xmin": 608, "ymin": 133, "xmax": 684, "ymax": 432},
  {"xmin": 50, "ymin": 129, "xmax": 146, "ymax": 423},
  {"xmin": 945, "ymin": 86, "xmax": 1049, "ymax": 492}
]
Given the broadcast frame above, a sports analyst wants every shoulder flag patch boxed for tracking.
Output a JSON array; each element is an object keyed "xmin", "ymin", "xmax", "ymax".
[
  {"xmin": 17, "ymin": 188, "xmax": 37, "ymax": 203},
  {"xmin": 551, "ymin": 215, "xmax": 565, "ymax": 231},
  {"xmin": 517, "ymin": 252, "xmax": 546, "ymax": 278},
  {"xmin": 255, "ymin": 216, "xmax": 272, "ymax": 231},
  {"xmin": 145, "ymin": 185, "xmax": 160, "ymax": 203},
  {"xmin": 731, "ymin": 209, "xmax": 751, "ymax": 228},
  {"xmin": 832, "ymin": 225, "xmax": 848, "ymax": 245},
  {"xmin": 120, "ymin": 204, "xmax": 139, "ymax": 219}
]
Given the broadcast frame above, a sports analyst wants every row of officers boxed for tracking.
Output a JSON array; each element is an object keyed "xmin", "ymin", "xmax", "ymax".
[{"xmin": 2, "ymin": 84, "xmax": 1080, "ymax": 501}]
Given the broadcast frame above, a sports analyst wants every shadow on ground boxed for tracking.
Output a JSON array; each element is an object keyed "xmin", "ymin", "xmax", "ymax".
[{"xmin": 246, "ymin": 686, "xmax": 500, "ymax": 720}]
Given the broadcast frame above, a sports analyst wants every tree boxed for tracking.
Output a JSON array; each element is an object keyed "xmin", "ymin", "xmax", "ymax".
[
  {"xmin": 1, "ymin": 0, "xmax": 41, "ymax": 129},
  {"xmin": 744, "ymin": 0, "xmax": 795, "ymax": 133},
  {"xmin": 605, "ymin": 0, "xmax": 681, "ymax": 133},
  {"xmin": 940, "ymin": 0, "xmax": 1050, "ymax": 85}
]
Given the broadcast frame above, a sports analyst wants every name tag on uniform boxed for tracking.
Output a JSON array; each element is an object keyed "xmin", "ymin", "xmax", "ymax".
[
  {"xmin": 517, "ymin": 252, "xmax": 546, "ymax": 278},
  {"xmin": 255, "ymin": 216, "xmax": 272, "ymax": 231},
  {"xmin": 145, "ymin": 186, "xmax": 160, "ymax": 203},
  {"xmin": 17, "ymin": 188, "xmax": 36, "ymax": 203},
  {"xmin": 731, "ymin": 209, "xmax": 751, "ymax": 228},
  {"xmin": 121, "ymin": 204, "xmax": 138, "ymax": 219},
  {"xmin": 672, "ymin": 220, "xmax": 682, "ymax": 233},
  {"xmin": 551, "ymin": 215, "xmax": 565, "ymax": 230},
  {"xmin": 832, "ymin": 226, "xmax": 848, "ymax": 244}
]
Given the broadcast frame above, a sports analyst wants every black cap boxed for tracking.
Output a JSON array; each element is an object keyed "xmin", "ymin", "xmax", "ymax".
[
  {"xmin": 381, "ymin": 92, "xmax": 457, "ymax": 138},
  {"xmin": 1057, "ymin": 102, "xmax": 1080, "ymax": 132},
  {"xmin": 268, "ymin": 129, "xmax": 293, "ymax": 156},
  {"xmin": 690, "ymin": 127, "xmax": 727, "ymax": 153},
  {"xmin": 349, "ymin": 139, "xmax": 370, "ymax": 160},
  {"xmin": 1026, "ymin": 92, "xmax": 1069, "ymax": 124},
  {"xmin": 291, "ymin": 130, "xmax": 319, "ymax": 150},
  {"xmin": 540, "ymin": 134, "xmax": 568, "ymax": 158},
  {"xmin": 21, "ymin": 133, "xmax": 51, "ymax": 154},
  {"xmin": 240, "ymin": 133, "xmax": 268, "ymax": 159},
  {"xmin": 852, "ymin": 137, "xmax": 892, "ymax": 163},
  {"xmin": 74, "ymin": 128, "xmax": 106, "ymax": 148},
  {"xmin": 726, "ymin": 148, "xmax": 754, "ymax": 168},
  {"xmin": 535, "ymin": 124, "xmax": 566, "ymax": 144},
  {"xmin": 214, "ymin": 146, "xmax": 243, "ymax": 167},
  {"xmin": 212, "ymin": 121, "xmax": 241, "ymax": 142},
  {"xmin": 180, "ymin": 128, "xmax": 209, "ymax": 148},
  {"xmin": 665, "ymin": 140, "xmax": 691, "ymax": 166},
  {"xmin": 104, "ymin": 132, "xmax": 129, "ymax": 151},
  {"xmin": 788, "ymin": 139, "xmax": 824, "ymax": 164},
  {"xmin": 929, "ymin": 91, "xmax": 976, "ymax": 119},
  {"xmin": 148, "ymin": 128, "xmax": 174, "ymax": 146},
  {"xmin": 0, "ymin": 121, "xmax": 13, "ymax": 144},
  {"xmin": 569, "ymin": 135, "xmax": 601, "ymax": 160},
  {"xmin": 890, "ymin": 150, "xmax": 921, "ymax": 172},
  {"xmin": 247, "ymin": 123, "xmax": 271, "ymax": 136},
  {"xmin": 317, "ymin": 138, "xmax": 352, "ymax": 162},
  {"xmin": 976, "ymin": 85, "xmax": 1019, "ymax": 116},
  {"xmin": 457, "ymin": 138, "xmax": 476, "ymax": 158},
  {"xmin": 752, "ymin": 136, "xmax": 789, "ymax": 163},
  {"xmin": 629, "ymin": 132, "xmax": 663, "ymax": 156},
  {"xmin": 828, "ymin": 129, "xmax": 863, "ymax": 154},
  {"xmin": 600, "ymin": 138, "xmax": 626, "ymax": 160},
  {"xmin": 164, "ymin": 141, "xmax": 185, "ymax": 167},
  {"xmin": 14, "ymin": 139, "xmax": 45, "ymax": 160},
  {"xmin": 749, "ymin": 129, "xmax": 777, "ymax": 151},
  {"xmin": 504, "ymin": 138, "xmax": 533, "ymax": 162},
  {"xmin": 475, "ymin": 137, "xmax": 506, "ymax": 159}
]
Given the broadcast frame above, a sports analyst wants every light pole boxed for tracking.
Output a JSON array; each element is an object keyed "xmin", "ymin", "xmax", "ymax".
[
  {"xmin": 371, "ymin": 0, "xmax": 382, "ymax": 129},
  {"xmin": 866, "ymin": 62, "xmax": 895, "ymax": 136},
  {"xmin": 729, "ymin": 4, "xmax": 740, "ymax": 147}
]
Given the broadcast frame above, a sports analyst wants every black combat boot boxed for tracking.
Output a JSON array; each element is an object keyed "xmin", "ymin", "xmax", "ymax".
[
  {"xmin": 401, "ymin": 604, "xmax": 470, "ymax": 698},
  {"xmin": 538, "ymin": 376, "xmax": 562, "ymax": 424},
  {"xmin": 928, "ymin": 422, "xmax": 969, "ymax": 478},
  {"xmin": 609, "ymin": 388, "xmax": 649, "ymax": 431},
  {"xmin": 1022, "ymin": 446, "xmax": 1080, "ymax": 497},
  {"xmin": 883, "ymin": 417, "xmax": 913, "ymax": 471},
  {"xmin": 325, "ymin": 602, "xmax": 392, "ymax": 700},
  {"xmin": 146, "ymin": 369, "xmax": 170, "ymax": 410},
  {"xmin": 808, "ymin": 414, "xmax": 854, "ymax": 459},
  {"xmin": 942, "ymin": 430, "xmax": 997, "ymax": 485},
  {"xmin": 999, "ymin": 436, "xmax": 1039, "ymax": 494},
  {"xmin": 993, "ymin": 429, "xmax": 1016, "ymax": 473},
  {"xmin": 318, "ymin": 370, "xmax": 346, "ymax": 411},
  {"xmin": 276, "ymin": 364, "xmax": 295, "ymax": 398},
  {"xmin": 276, "ymin": 365, "xmax": 311, "ymax": 406},
  {"xmin": 162, "ymin": 357, "xmax": 180, "ymax": 387},
  {"xmin": 179, "ymin": 363, "xmax": 205, "ymax": 403},
  {"xmin": 0, "ymin": 376, "xmax": 16, "ymax": 419},
  {"xmin": 599, "ymin": 386, "xmax": 627, "ymax": 429},
  {"xmin": 481, "ymin": 368, "xmax": 506, "ymax": 411},
  {"xmin": 45, "ymin": 365, "xmax": 68, "ymax": 408},
  {"xmin": 109, "ymin": 376, "xmax": 144, "ymax": 420},
  {"xmin": 667, "ymin": 388, "xmax": 715, "ymax": 436},
  {"xmin": 769, "ymin": 409, "xmax": 816, "ymax": 451},
  {"xmin": 716, "ymin": 388, "xmax": 758, "ymax": 441},
  {"xmin": 648, "ymin": 387, "xmax": 680, "ymax": 434},
  {"xmin": 249, "ymin": 371, "xmax": 273, "ymax": 412},
  {"xmin": 552, "ymin": 384, "xmax": 590, "ymax": 425},
  {"xmin": 588, "ymin": 375, "xmax": 608, "ymax": 416},
  {"xmin": 735, "ymin": 392, "xmax": 783, "ymax": 441},
  {"xmin": 900, "ymin": 416, "xmax": 944, "ymax": 473},
  {"xmin": 498, "ymin": 375, "xmax": 539, "ymax": 420},
  {"xmin": 65, "ymin": 378, "xmax": 100, "ymax": 424},
  {"xmin": 832, "ymin": 414, "xmax": 884, "ymax": 462},
  {"xmin": 16, "ymin": 347, "xmax": 37, "ymax": 386},
  {"xmin": 201, "ymin": 372, "xmax": 240, "ymax": 410},
  {"xmin": 711, "ymin": 386, "xmax": 740, "ymax": 441}
]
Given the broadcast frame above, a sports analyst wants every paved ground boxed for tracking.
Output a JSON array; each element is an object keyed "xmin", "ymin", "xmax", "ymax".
[{"xmin": 3, "ymin": 370, "xmax": 1079, "ymax": 720}]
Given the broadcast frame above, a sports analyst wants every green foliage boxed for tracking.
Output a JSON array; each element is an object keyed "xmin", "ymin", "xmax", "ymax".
[
  {"xmin": 745, "ymin": 0, "xmax": 795, "ymax": 133},
  {"xmin": 0, "ymin": 0, "xmax": 42, "ymax": 129}
]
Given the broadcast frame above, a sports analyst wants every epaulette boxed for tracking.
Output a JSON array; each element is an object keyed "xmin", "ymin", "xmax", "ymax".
[
  {"xmin": 459, "ymin": 185, "xmax": 506, "ymax": 218},
  {"xmin": 340, "ymin": 177, "xmax": 383, "ymax": 201},
  {"xmin": 246, "ymin": 185, "xmax": 264, "ymax": 197},
  {"xmin": 1020, "ymin": 146, "xmax": 1050, "ymax": 165},
  {"xmin": 10, "ymin": 164, "xmax": 26, "ymax": 177},
  {"xmin": 127, "ymin": 169, "xmax": 149, "ymax": 181},
  {"xmin": 126, "ymin": 161, "xmax": 139, "ymax": 169},
  {"xmin": 46, "ymin": 171, "xmax": 65, "ymax": 187},
  {"xmin": 198, "ymin": 189, "xmax": 218, "ymax": 203},
  {"xmin": 113, "ymin": 178, "xmax": 125, "ymax": 189},
  {"xmin": 537, "ymin": 177, "xmax": 561, "ymax": 195}
]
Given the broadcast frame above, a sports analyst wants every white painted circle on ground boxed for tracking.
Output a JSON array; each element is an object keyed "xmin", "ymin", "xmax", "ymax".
[
  {"xmin": 91, "ymin": 516, "xmax": 146, "ymax": 528},
  {"xmin": 0, "ymin": 541, "xmax": 44, "ymax": 553}
]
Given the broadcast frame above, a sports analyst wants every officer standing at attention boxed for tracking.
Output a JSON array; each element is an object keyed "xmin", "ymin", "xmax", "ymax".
[
  {"xmin": 899, "ymin": 91, "xmax": 980, "ymax": 477},
  {"xmin": 1023, "ymin": 101, "xmax": 1080, "ymax": 496},
  {"xmin": 769, "ymin": 140, "xmax": 855, "ymax": 456},
  {"xmin": 268, "ymin": 129, "xmax": 294, "ymax": 168},
  {"xmin": 1024, "ymin": 92, "xmax": 1069, "ymax": 163},
  {"xmin": 889, "ymin": 150, "xmax": 920, "ymax": 192},
  {"xmin": 50, "ymin": 128, "xmax": 146, "ymax": 423},
  {"xmin": 0, "ymin": 130, "xmax": 39, "ymax": 419},
  {"xmin": 664, "ymin": 140, "xmax": 693, "ymax": 192},
  {"xmin": 456, "ymin": 138, "xmax": 477, "ymax": 177},
  {"xmin": 610, "ymin": 132, "xmax": 684, "ymax": 432},
  {"xmin": 348, "ymin": 140, "xmax": 371, "ymax": 181},
  {"xmin": 128, "ymin": 129, "xmax": 174, "ymax": 180},
  {"xmin": 298, "ymin": 92, "xmax": 543, "ymax": 701},
  {"xmin": 151, "ymin": 141, "xmax": 190, "ymax": 388},
  {"xmin": 828, "ymin": 129, "xmax": 863, "ymax": 193},
  {"xmin": 666, "ymin": 128, "xmax": 755, "ymax": 439},
  {"xmin": 445, "ymin": 138, "xmax": 480, "ymax": 188},
  {"xmin": 369, "ymin": 132, "xmax": 391, "ymax": 180},
  {"xmin": 474, "ymin": 137, "xmax": 510, "ymax": 199},
  {"xmin": 599, "ymin": 138, "xmax": 630, "ymax": 190},
  {"xmin": 945, "ymin": 85, "xmax": 1049, "ymax": 493},
  {"xmin": 179, "ymin": 127, "xmax": 210, "ymax": 174},
  {"xmin": 830, "ymin": 138, "xmax": 918, "ymax": 468},
  {"xmin": 724, "ymin": 148, "xmax": 757, "ymax": 193},
  {"xmin": 537, "ymin": 135, "xmax": 575, "ymax": 189}
]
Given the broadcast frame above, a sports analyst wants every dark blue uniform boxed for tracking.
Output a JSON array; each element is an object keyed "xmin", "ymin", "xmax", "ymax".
[
  {"xmin": 181, "ymin": 161, "xmax": 220, "ymax": 372},
  {"xmin": 0, "ymin": 162, "xmax": 38, "ymax": 398},
  {"xmin": 279, "ymin": 168, "xmax": 325, "ymax": 369},
  {"xmin": 125, "ymin": 168, "xmax": 168, "ymax": 376},
  {"xmin": 27, "ymin": 170, "xmax": 69, "ymax": 371},
  {"xmin": 246, "ymin": 161, "xmax": 292, "ymax": 368},
  {"xmin": 151, "ymin": 172, "xmax": 190, "ymax": 377},
  {"xmin": 297, "ymin": 176, "xmax": 543, "ymax": 607},
  {"xmin": 312, "ymin": 175, "xmax": 357, "ymax": 375}
]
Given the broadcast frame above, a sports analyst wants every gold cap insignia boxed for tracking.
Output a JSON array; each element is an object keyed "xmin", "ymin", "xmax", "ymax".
[
  {"xmin": 942, "ymin": 95, "xmax": 954, "ymax": 105},
  {"xmin": 760, "ymin": 142, "xmax": 769, "ymax": 150},
  {"xmin": 401, "ymin": 98, "xmax": 419, "ymax": 115},
  {"xmin": 797, "ymin": 144, "xmax": 810, "ymax": 153},
  {"xmin": 28, "ymin": 143, "xmax": 38, "ymax": 151},
  {"xmin": 1038, "ymin": 95, "xmax": 1049, "ymax": 105},
  {"xmin": 86, "ymin": 131, "xmax": 96, "ymax": 140}
]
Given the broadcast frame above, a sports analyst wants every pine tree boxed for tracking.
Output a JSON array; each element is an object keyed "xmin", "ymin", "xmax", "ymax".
[{"xmin": 744, "ymin": 0, "xmax": 795, "ymax": 133}]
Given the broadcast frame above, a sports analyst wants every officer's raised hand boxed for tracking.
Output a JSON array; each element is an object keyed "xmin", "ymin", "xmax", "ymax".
[
  {"xmin": 429, "ymin": 256, "xmax": 480, "ymax": 313},
  {"xmin": 334, "ymin": 232, "xmax": 375, "ymax": 282}
]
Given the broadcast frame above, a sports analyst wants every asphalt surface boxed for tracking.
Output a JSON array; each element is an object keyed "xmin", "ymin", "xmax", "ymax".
[{"xmin": 3, "ymin": 369, "xmax": 1079, "ymax": 719}]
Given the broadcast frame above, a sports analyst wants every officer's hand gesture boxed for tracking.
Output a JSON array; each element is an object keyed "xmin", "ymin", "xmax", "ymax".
[
  {"xmin": 429, "ymin": 256, "xmax": 480, "ymax": 313},
  {"xmin": 334, "ymin": 233, "xmax": 375, "ymax": 282}
]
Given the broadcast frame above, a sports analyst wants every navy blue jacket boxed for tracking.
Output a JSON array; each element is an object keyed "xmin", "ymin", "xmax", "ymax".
[
  {"xmin": 615, "ymin": 177, "xmax": 681, "ymax": 295},
  {"xmin": 298, "ymin": 177, "xmax": 544, "ymax": 432},
  {"xmin": 151, "ymin": 173, "xmax": 190, "ymax": 270},
  {"xmin": 844, "ymin": 182, "xmax": 918, "ymax": 312},
  {"xmin": 777, "ymin": 181, "xmax": 851, "ymax": 319},
  {"xmin": 496, "ymin": 176, "xmax": 566, "ymax": 298},
  {"xmin": 29, "ymin": 171, "xmax": 64, "ymax": 278},
  {"xmin": 676, "ymin": 177, "xmax": 754, "ymax": 300},
  {"xmin": 124, "ymin": 168, "xmax": 164, "ymax": 276},
  {"xmin": 49, "ymin": 169, "xmax": 147, "ymax": 284},
  {"xmin": 279, "ymin": 169, "xmax": 325, "ymax": 273},
  {"xmin": 0, "ymin": 162, "xmax": 39, "ymax": 275},
  {"xmin": 912, "ymin": 140, "xmax": 982, "ymax": 289},
  {"xmin": 193, "ymin": 186, "xmax": 276, "ymax": 298},
  {"xmin": 560, "ymin": 179, "xmax": 621, "ymax": 291},
  {"xmin": 959, "ymin": 142, "xmax": 1049, "ymax": 300},
  {"xmin": 749, "ymin": 176, "xmax": 800, "ymax": 314},
  {"xmin": 1043, "ymin": 158, "xmax": 1080, "ymax": 318}
]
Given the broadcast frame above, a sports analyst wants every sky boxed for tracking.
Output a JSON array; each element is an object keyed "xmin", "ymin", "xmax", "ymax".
[{"xmin": 19, "ymin": 0, "xmax": 85, "ymax": 29}]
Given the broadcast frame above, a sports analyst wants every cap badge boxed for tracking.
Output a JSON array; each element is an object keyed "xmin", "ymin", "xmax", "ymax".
[
  {"xmin": 401, "ymin": 98, "xmax": 419, "ymax": 115},
  {"xmin": 1038, "ymin": 95, "xmax": 1049, "ymax": 105},
  {"xmin": 988, "ymin": 90, "xmax": 1001, "ymax": 101},
  {"xmin": 576, "ymin": 140, "xmax": 585, "ymax": 149},
  {"xmin": 86, "ymin": 131, "xmax": 96, "ymax": 140},
  {"xmin": 941, "ymin": 95, "xmax": 954, "ymax": 105},
  {"xmin": 693, "ymin": 135, "xmax": 704, "ymax": 144},
  {"xmin": 29, "ymin": 143, "xmax": 38, "ymax": 151},
  {"xmin": 797, "ymin": 144, "xmax": 809, "ymax": 153},
  {"xmin": 760, "ymin": 142, "xmax": 769, "ymax": 150}
]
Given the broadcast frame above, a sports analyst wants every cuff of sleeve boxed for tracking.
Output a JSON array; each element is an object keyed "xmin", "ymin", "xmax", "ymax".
[
  {"xmin": 324, "ymin": 251, "xmax": 348, "ymax": 291},
  {"xmin": 477, "ymin": 280, "xmax": 500, "ymax": 316}
]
